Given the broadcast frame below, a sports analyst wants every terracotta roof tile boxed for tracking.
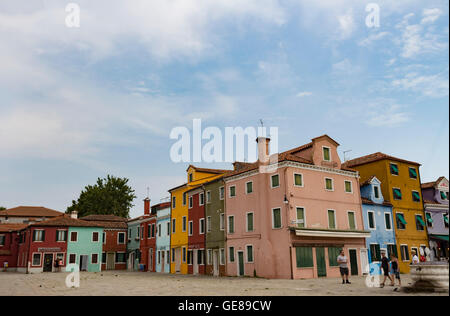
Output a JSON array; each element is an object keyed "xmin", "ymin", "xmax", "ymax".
[
  {"xmin": 30, "ymin": 215, "xmax": 102, "ymax": 228},
  {"xmin": 342, "ymin": 152, "xmax": 421, "ymax": 168},
  {"xmin": 361, "ymin": 197, "xmax": 393, "ymax": 207},
  {"xmin": 0, "ymin": 223, "xmax": 28, "ymax": 233},
  {"xmin": 421, "ymin": 176, "xmax": 446, "ymax": 189},
  {"xmin": 0, "ymin": 206, "xmax": 62, "ymax": 218},
  {"xmin": 80, "ymin": 215, "xmax": 127, "ymax": 222}
]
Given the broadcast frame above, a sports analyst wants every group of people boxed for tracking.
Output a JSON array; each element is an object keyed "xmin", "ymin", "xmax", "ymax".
[{"xmin": 336, "ymin": 249, "xmax": 422, "ymax": 288}]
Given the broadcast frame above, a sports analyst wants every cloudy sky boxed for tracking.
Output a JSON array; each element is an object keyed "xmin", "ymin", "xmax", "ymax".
[{"xmin": 0, "ymin": 0, "xmax": 448, "ymax": 218}]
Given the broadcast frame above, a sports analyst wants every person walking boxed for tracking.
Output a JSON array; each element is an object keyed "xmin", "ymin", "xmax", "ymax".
[
  {"xmin": 390, "ymin": 254, "xmax": 401, "ymax": 289},
  {"xmin": 337, "ymin": 250, "xmax": 351, "ymax": 284},
  {"xmin": 379, "ymin": 251, "xmax": 393, "ymax": 288}
]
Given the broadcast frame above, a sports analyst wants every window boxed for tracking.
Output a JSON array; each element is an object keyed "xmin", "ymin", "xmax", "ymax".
[
  {"xmin": 182, "ymin": 247, "xmax": 186, "ymax": 263},
  {"xmin": 400, "ymin": 245, "xmax": 410, "ymax": 261},
  {"xmin": 92, "ymin": 254, "xmax": 99, "ymax": 264},
  {"xmin": 172, "ymin": 196, "xmax": 176, "ymax": 209},
  {"xmin": 140, "ymin": 227, "xmax": 144, "ymax": 240},
  {"xmin": 323, "ymin": 147, "xmax": 331, "ymax": 161},
  {"xmin": 393, "ymin": 188, "xmax": 402, "ymax": 200},
  {"xmin": 102, "ymin": 252, "xmax": 106, "ymax": 264},
  {"xmin": 207, "ymin": 249, "xmax": 212, "ymax": 265},
  {"xmin": 188, "ymin": 221, "xmax": 193, "ymax": 236},
  {"xmin": 198, "ymin": 250, "xmax": 205, "ymax": 265},
  {"xmin": 444, "ymin": 213, "xmax": 449, "ymax": 228},
  {"xmin": 368, "ymin": 211, "xmax": 375, "ymax": 229},
  {"xmin": 328, "ymin": 247, "xmax": 341, "ymax": 267},
  {"xmin": 246, "ymin": 245, "xmax": 254, "ymax": 263},
  {"xmin": 374, "ymin": 186, "xmax": 380, "ymax": 199},
  {"xmin": 56, "ymin": 230, "xmax": 67, "ymax": 242},
  {"xmin": 296, "ymin": 207, "xmax": 305, "ymax": 228},
  {"xmin": 188, "ymin": 196, "xmax": 193, "ymax": 209},
  {"xmin": 409, "ymin": 167, "xmax": 417, "ymax": 179},
  {"xmin": 199, "ymin": 218, "xmax": 205, "ymax": 234},
  {"xmin": 385, "ymin": 213, "xmax": 392, "ymax": 230},
  {"xmin": 157, "ymin": 251, "xmax": 161, "ymax": 264},
  {"xmin": 228, "ymin": 216, "xmax": 235, "ymax": 234},
  {"xmin": 182, "ymin": 216, "xmax": 187, "ymax": 232},
  {"xmin": 115, "ymin": 253, "xmax": 126, "ymax": 263},
  {"xmin": 396, "ymin": 213, "xmax": 407, "ymax": 230},
  {"xmin": 92, "ymin": 232, "xmax": 99, "ymax": 242},
  {"xmin": 166, "ymin": 250, "xmax": 170, "ymax": 264},
  {"xmin": 440, "ymin": 191, "xmax": 448, "ymax": 200},
  {"xmin": 246, "ymin": 212, "xmax": 254, "ymax": 232},
  {"xmin": 187, "ymin": 250, "xmax": 193, "ymax": 265},
  {"xmin": 103, "ymin": 232, "xmax": 106, "ymax": 244},
  {"xmin": 0, "ymin": 235, "xmax": 5, "ymax": 246},
  {"xmin": 387, "ymin": 244, "xmax": 398, "ymax": 259},
  {"xmin": 220, "ymin": 248, "xmax": 225, "ymax": 265},
  {"xmin": 246, "ymin": 182, "xmax": 253, "ymax": 194},
  {"xmin": 425, "ymin": 212, "xmax": 433, "ymax": 228},
  {"xmin": 151, "ymin": 224, "xmax": 155, "ymax": 238},
  {"xmin": 158, "ymin": 224, "xmax": 162, "ymax": 237},
  {"xmin": 272, "ymin": 208, "xmax": 282, "ymax": 229},
  {"xmin": 370, "ymin": 244, "xmax": 381, "ymax": 262},
  {"xmin": 328, "ymin": 210, "xmax": 336, "ymax": 229},
  {"xmin": 348, "ymin": 212, "xmax": 356, "ymax": 230},
  {"xmin": 118, "ymin": 232, "xmax": 125, "ymax": 244},
  {"xmin": 69, "ymin": 254, "xmax": 76, "ymax": 264},
  {"xmin": 390, "ymin": 163, "xmax": 399, "ymax": 176},
  {"xmin": 207, "ymin": 216, "xmax": 211, "ymax": 232},
  {"xmin": 345, "ymin": 181, "xmax": 353, "ymax": 193},
  {"xmin": 219, "ymin": 187, "xmax": 225, "ymax": 200},
  {"xmin": 189, "ymin": 173, "xmax": 193, "ymax": 182},
  {"xmin": 167, "ymin": 222, "xmax": 170, "ymax": 236},
  {"xmin": 229, "ymin": 186, "xmax": 236, "ymax": 197},
  {"xmin": 137, "ymin": 226, "xmax": 140, "ymax": 238},
  {"xmin": 206, "ymin": 191, "xmax": 211, "ymax": 203},
  {"xmin": 33, "ymin": 230, "xmax": 45, "ymax": 242},
  {"xmin": 172, "ymin": 248, "xmax": 176, "ymax": 263},
  {"xmin": 325, "ymin": 178, "xmax": 333, "ymax": 191},
  {"xmin": 183, "ymin": 192, "xmax": 187, "ymax": 206},
  {"xmin": 172, "ymin": 219, "xmax": 176, "ymax": 234},
  {"xmin": 271, "ymin": 175, "xmax": 280, "ymax": 188},
  {"xmin": 32, "ymin": 253, "xmax": 41, "ymax": 266},
  {"xmin": 70, "ymin": 231, "xmax": 77, "ymax": 242},
  {"xmin": 295, "ymin": 247, "xmax": 313, "ymax": 268},
  {"xmin": 412, "ymin": 191, "xmax": 421, "ymax": 202},
  {"xmin": 415, "ymin": 215, "xmax": 425, "ymax": 231},
  {"xmin": 294, "ymin": 173, "xmax": 303, "ymax": 187},
  {"xmin": 199, "ymin": 193, "xmax": 205, "ymax": 206},
  {"xmin": 219, "ymin": 213, "xmax": 225, "ymax": 231},
  {"xmin": 229, "ymin": 247, "xmax": 235, "ymax": 263}
]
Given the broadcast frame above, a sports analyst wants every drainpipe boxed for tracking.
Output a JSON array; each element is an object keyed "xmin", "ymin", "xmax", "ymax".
[{"xmin": 283, "ymin": 167, "xmax": 293, "ymax": 279}]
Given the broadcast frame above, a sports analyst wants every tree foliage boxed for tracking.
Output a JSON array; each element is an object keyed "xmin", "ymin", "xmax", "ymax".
[
  {"xmin": 67, "ymin": 175, "xmax": 136, "ymax": 218},
  {"xmin": 0, "ymin": 206, "xmax": 6, "ymax": 211}
]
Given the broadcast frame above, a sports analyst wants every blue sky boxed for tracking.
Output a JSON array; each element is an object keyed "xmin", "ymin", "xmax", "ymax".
[{"xmin": 0, "ymin": 0, "xmax": 448, "ymax": 218}]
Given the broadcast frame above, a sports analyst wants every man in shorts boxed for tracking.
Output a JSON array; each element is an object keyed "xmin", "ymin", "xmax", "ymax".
[
  {"xmin": 380, "ymin": 251, "xmax": 393, "ymax": 288},
  {"xmin": 337, "ymin": 250, "xmax": 351, "ymax": 284},
  {"xmin": 390, "ymin": 254, "xmax": 401, "ymax": 289}
]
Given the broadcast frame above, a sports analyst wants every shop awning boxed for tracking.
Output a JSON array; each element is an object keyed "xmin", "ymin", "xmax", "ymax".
[
  {"xmin": 397, "ymin": 213, "xmax": 407, "ymax": 225},
  {"xmin": 416, "ymin": 215, "xmax": 426, "ymax": 227},
  {"xmin": 431, "ymin": 235, "xmax": 449, "ymax": 242}
]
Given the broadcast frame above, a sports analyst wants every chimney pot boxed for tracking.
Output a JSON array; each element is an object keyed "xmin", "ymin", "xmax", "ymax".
[
  {"xmin": 256, "ymin": 137, "xmax": 271, "ymax": 162},
  {"xmin": 70, "ymin": 211, "xmax": 78, "ymax": 219}
]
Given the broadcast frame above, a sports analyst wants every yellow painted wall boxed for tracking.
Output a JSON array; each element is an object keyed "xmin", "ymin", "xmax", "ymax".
[
  {"xmin": 353, "ymin": 159, "xmax": 428, "ymax": 273},
  {"xmin": 170, "ymin": 167, "xmax": 225, "ymax": 274}
]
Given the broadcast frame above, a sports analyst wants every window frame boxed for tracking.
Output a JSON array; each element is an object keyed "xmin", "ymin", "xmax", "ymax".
[
  {"xmin": 325, "ymin": 177, "xmax": 334, "ymax": 191},
  {"xmin": 344, "ymin": 180, "xmax": 353, "ymax": 194},
  {"xmin": 367, "ymin": 210, "xmax": 376, "ymax": 230},
  {"xmin": 293, "ymin": 173, "xmax": 304, "ymax": 187},
  {"xmin": 393, "ymin": 187, "xmax": 402, "ymax": 200},
  {"xmin": 246, "ymin": 181, "xmax": 253, "ymax": 194},
  {"xmin": 271, "ymin": 174, "xmax": 280, "ymax": 189},
  {"xmin": 328, "ymin": 209, "xmax": 337, "ymax": 229},
  {"xmin": 390, "ymin": 163, "xmax": 399, "ymax": 176},
  {"xmin": 295, "ymin": 206, "xmax": 306, "ymax": 228},
  {"xmin": 412, "ymin": 190, "xmax": 421, "ymax": 203},
  {"xmin": 396, "ymin": 212, "xmax": 406, "ymax": 230},
  {"xmin": 199, "ymin": 218, "xmax": 205, "ymax": 235},
  {"xmin": 188, "ymin": 221, "xmax": 193, "ymax": 236},
  {"xmin": 409, "ymin": 167, "xmax": 418, "ymax": 179},
  {"xmin": 246, "ymin": 212, "xmax": 254, "ymax": 232},
  {"xmin": 347, "ymin": 211, "xmax": 357, "ymax": 230},
  {"xmin": 384, "ymin": 212, "xmax": 393, "ymax": 231},
  {"xmin": 322, "ymin": 146, "xmax": 331, "ymax": 162},
  {"xmin": 227, "ymin": 215, "xmax": 235, "ymax": 234},
  {"xmin": 272, "ymin": 207, "xmax": 282, "ymax": 229},
  {"xmin": 246, "ymin": 244, "xmax": 254, "ymax": 263}
]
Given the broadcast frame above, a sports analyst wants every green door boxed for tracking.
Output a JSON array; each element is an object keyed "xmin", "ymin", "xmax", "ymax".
[
  {"xmin": 349, "ymin": 249, "xmax": 358, "ymax": 276},
  {"xmin": 316, "ymin": 247, "xmax": 327, "ymax": 277},
  {"xmin": 238, "ymin": 252, "xmax": 244, "ymax": 276}
]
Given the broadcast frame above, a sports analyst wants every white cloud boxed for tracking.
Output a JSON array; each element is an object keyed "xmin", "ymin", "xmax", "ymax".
[
  {"xmin": 296, "ymin": 92, "xmax": 313, "ymax": 97},
  {"xmin": 365, "ymin": 104, "xmax": 411, "ymax": 127},
  {"xmin": 358, "ymin": 32, "xmax": 390, "ymax": 47},
  {"xmin": 421, "ymin": 8, "xmax": 443, "ymax": 24},
  {"xmin": 337, "ymin": 11, "xmax": 355, "ymax": 40},
  {"xmin": 392, "ymin": 71, "xmax": 449, "ymax": 97}
]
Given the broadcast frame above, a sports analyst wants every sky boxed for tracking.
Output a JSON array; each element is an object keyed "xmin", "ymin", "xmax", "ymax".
[{"xmin": 0, "ymin": 0, "xmax": 448, "ymax": 219}]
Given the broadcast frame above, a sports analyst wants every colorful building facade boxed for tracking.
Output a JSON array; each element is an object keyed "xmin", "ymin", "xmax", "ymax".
[
  {"xmin": 360, "ymin": 176, "xmax": 396, "ymax": 265},
  {"xmin": 0, "ymin": 224, "xmax": 27, "ymax": 271},
  {"xmin": 155, "ymin": 201, "xmax": 171, "ymax": 273},
  {"xmin": 0, "ymin": 206, "xmax": 62, "ymax": 224},
  {"xmin": 140, "ymin": 197, "xmax": 157, "ymax": 272},
  {"xmin": 187, "ymin": 188, "xmax": 206, "ymax": 275},
  {"xmin": 127, "ymin": 216, "xmax": 143, "ymax": 271},
  {"xmin": 421, "ymin": 177, "xmax": 449, "ymax": 261},
  {"xmin": 344, "ymin": 152, "xmax": 429, "ymax": 273}
]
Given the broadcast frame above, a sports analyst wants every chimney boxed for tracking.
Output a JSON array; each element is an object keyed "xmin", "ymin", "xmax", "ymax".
[
  {"xmin": 144, "ymin": 198, "xmax": 151, "ymax": 215},
  {"xmin": 70, "ymin": 211, "xmax": 78, "ymax": 219},
  {"xmin": 256, "ymin": 137, "xmax": 270, "ymax": 163}
]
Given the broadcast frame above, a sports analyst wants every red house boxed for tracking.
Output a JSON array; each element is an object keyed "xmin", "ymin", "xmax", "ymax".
[
  {"xmin": 140, "ymin": 198, "xmax": 157, "ymax": 272},
  {"xmin": 16, "ymin": 216, "xmax": 73, "ymax": 273},
  {"xmin": 0, "ymin": 224, "xmax": 27, "ymax": 271},
  {"xmin": 187, "ymin": 188, "xmax": 206, "ymax": 275},
  {"xmin": 80, "ymin": 215, "xmax": 128, "ymax": 270}
]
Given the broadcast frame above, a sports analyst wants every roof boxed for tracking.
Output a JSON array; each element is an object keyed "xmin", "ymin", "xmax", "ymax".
[
  {"xmin": 0, "ymin": 223, "xmax": 28, "ymax": 233},
  {"xmin": 342, "ymin": 152, "xmax": 421, "ymax": 168},
  {"xmin": 0, "ymin": 206, "xmax": 62, "ymax": 218},
  {"xmin": 186, "ymin": 165, "xmax": 230, "ymax": 174},
  {"xmin": 80, "ymin": 215, "xmax": 128, "ymax": 229},
  {"xmin": 360, "ymin": 175, "xmax": 379, "ymax": 187},
  {"xmin": 421, "ymin": 176, "xmax": 446, "ymax": 189},
  {"xmin": 151, "ymin": 202, "xmax": 171, "ymax": 211},
  {"xmin": 30, "ymin": 215, "xmax": 102, "ymax": 228},
  {"xmin": 361, "ymin": 197, "xmax": 393, "ymax": 207}
]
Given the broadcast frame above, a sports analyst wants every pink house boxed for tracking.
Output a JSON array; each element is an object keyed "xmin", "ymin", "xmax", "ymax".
[{"xmin": 224, "ymin": 135, "xmax": 370, "ymax": 279}]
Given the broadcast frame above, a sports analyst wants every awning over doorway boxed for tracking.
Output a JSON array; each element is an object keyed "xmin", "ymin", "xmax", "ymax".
[{"xmin": 430, "ymin": 235, "xmax": 449, "ymax": 242}]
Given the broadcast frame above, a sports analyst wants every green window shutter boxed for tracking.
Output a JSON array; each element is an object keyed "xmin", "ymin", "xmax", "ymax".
[
  {"xmin": 390, "ymin": 164, "xmax": 399, "ymax": 175},
  {"xmin": 247, "ymin": 213, "xmax": 253, "ymax": 231},
  {"xmin": 328, "ymin": 247, "xmax": 340, "ymax": 267},
  {"xmin": 416, "ymin": 215, "xmax": 426, "ymax": 227},
  {"xmin": 273, "ymin": 208, "xmax": 281, "ymax": 228},
  {"xmin": 325, "ymin": 179, "xmax": 333, "ymax": 190},
  {"xmin": 323, "ymin": 148, "xmax": 330, "ymax": 161},
  {"xmin": 444, "ymin": 214, "xmax": 449, "ymax": 224},
  {"xmin": 294, "ymin": 174, "xmax": 303, "ymax": 186},
  {"xmin": 328, "ymin": 210, "xmax": 336, "ymax": 229},
  {"xmin": 296, "ymin": 208, "xmax": 305, "ymax": 228},
  {"xmin": 397, "ymin": 213, "xmax": 407, "ymax": 225},
  {"xmin": 272, "ymin": 175, "xmax": 279, "ymax": 187},
  {"xmin": 393, "ymin": 188, "xmax": 402, "ymax": 200},
  {"xmin": 440, "ymin": 191, "xmax": 447, "ymax": 200},
  {"xmin": 247, "ymin": 182, "xmax": 253, "ymax": 193},
  {"xmin": 409, "ymin": 168, "xmax": 417, "ymax": 178},
  {"xmin": 412, "ymin": 191, "xmax": 421, "ymax": 202},
  {"xmin": 41, "ymin": 230, "xmax": 45, "ymax": 242},
  {"xmin": 345, "ymin": 181, "xmax": 352, "ymax": 192},
  {"xmin": 348, "ymin": 213, "xmax": 356, "ymax": 230},
  {"xmin": 296, "ymin": 247, "xmax": 313, "ymax": 268},
  {"xmin": 426, "ymin": 213, "xmax": 433, "ymax": 224}
]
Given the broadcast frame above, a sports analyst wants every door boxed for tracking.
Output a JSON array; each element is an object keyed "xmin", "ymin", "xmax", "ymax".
[
  {"xmin": 237, "ymin": 251, "xmax": 244, "ymax": 277},
  {"xmin": 80, "ymin": 255, "xmax": 89, "ymax": 271},
  {"xmin": 149, "ymin": 249, "xmax": 153, "ymax": 272},
  {"xmin": 360, "ymin": 249, "xmax": 369, "ymax": 274},
  {"xmin": 176, "ymin": 248, "xmax": 181, "ymax": 273},
  {"xmin": 43, "ymin": 254, "xmax": 53, "ymax": 272},
  {"xmin": 129, "ymin": 253, "xmax": 135, "ymax": 271},
  {"xmin": 161, "ymin": 251, "xmax": 165, "ymax": 273},
  {"xmin": 193, "ymin": 250, "xmax": 198, "ymax": 275},
  {"xmin": 213, "ymin": 250, "xmax": 219, "ymax": 277},
  {"xmin": 107, "ymin": 253, "xmax": 115, "ymax": 270},
  {"xmin": 316, "ymin": 247, "xmax": 327, "ymax": 277},
  {"xmin": 349, "ymin": 249, "xmax": 359, "ymax": 276}
]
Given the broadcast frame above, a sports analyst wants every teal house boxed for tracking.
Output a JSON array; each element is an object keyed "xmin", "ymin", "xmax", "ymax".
[
  {"xmin": 127, "ymin": 216, "xmax": 143, "ymax": 271},
  {"xmin": 66, "ymin": 214, "xmax": 103, "ymax": 272}
]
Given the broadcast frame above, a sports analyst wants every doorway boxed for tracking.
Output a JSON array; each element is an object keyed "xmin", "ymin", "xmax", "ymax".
[
  {"xmin": 161, "ymin": 251, "xmax": 165, "ymax": 273},
  {"xmin": 43, "ymin": 254, "xmax": 53, "ymax": 272},
  {"xmin": 349, "ymin": 249, "xmax": 359, "ymax": 276},
  {"xmin": 149, "ymin": 249, "xmax": 153, "ymax": 272},
  {"xmin": 213, "ymin": 250, "xmax": 219, "ymax": 277},
  {"xmin": 193, "ymin": 250, "xmax": 199, "ymax": 275},
  {"xmin": 316, "ymin": 247, "xmax": 327, "ymax": 277},
  {"xmin": 360, "ymin": 249, "xmax": 369, "ymax": 274},
  {"xmin": 237, "ymin": 251, "xmax": 244, "ymax": 276},
  {"xmin": 106, "ymin": 253, "xmax": 115, "ymax": 270},
  {"xmin": 175, "ymin": 248, "xmax": 181, "ymax": 273},
  {"xmin": 80, "ymin": 255, "xmax": 89, "ymax": 271},
  {"xmin": 129, "ymin": 252, "xmax": 135, "ymax": 271}
]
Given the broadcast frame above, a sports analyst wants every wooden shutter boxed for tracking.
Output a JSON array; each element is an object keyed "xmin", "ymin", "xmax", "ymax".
[{"xmin": 296, "ymin": 247, "xmax": 313, "ymax": 268}]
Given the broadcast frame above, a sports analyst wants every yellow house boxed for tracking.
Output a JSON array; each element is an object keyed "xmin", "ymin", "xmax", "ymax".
[
  {"xmin": 344, "ymin": 153, "xmax": 429, "ymax": 273},
  {"xmin": 169, "ymin": 165, "xmax": 227, "ymax": 274}
]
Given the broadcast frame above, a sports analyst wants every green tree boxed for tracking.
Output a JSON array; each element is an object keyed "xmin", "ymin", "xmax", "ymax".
[
  {"xmin": 0, "ymin": 206, "xmax": 6, "ymax": 211},
  {"xmin": 67, "ymin": 175, "xmax": 136, "ymax": 218}
]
